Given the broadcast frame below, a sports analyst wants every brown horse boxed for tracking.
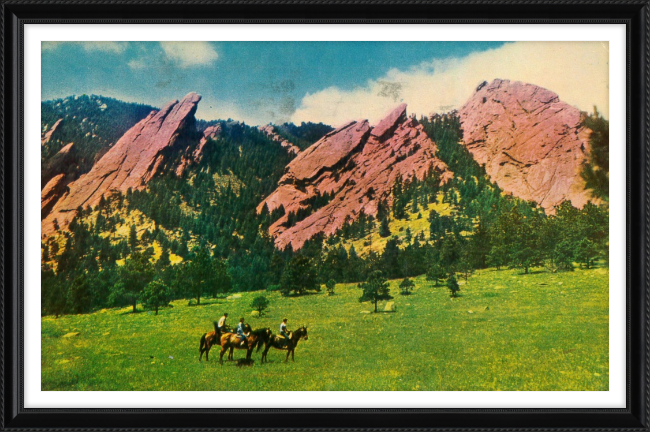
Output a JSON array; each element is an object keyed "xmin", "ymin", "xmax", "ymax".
[
  {"xmin": 219, "ymin": 327, "xmax": 272, "ymax": 364},
  {"xmin": 260, "ymin": 326, "xmax": 308, "ymax": 363},
  {"xmin": 199, "ymin": 322, "xmax": 231, "ymax": 362}
]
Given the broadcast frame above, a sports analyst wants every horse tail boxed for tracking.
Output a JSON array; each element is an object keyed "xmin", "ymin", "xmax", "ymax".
[
  {"xmin": 256, "ymin": 338, "xmax": 265, "ymax": 352},
  {"xmin": 199, "ymin": 333, "xmax": 207, "ymax": 352}
]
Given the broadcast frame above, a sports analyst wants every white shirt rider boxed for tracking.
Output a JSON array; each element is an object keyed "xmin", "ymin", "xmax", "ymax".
[{"xmin": 218, "ymin": 315, "xmax": 227, "ymax": 329}]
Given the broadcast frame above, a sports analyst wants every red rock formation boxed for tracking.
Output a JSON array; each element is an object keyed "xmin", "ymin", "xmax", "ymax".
[
  {"xmin": 41, "ymin": 174, "xmax": 67, "ymax": 220},
  {"xmin": 458, "ymin": 79, "xmax": 593, "ymax": 212},
  {"xmin": 42, "ymin": 92, "xmax": 202, "ymax": 236},
  {"xmin": 259, "ymin": 104, "xmax": 451, "ymax": 250},
  {"xmin": 42, "ymin": 142, "xmax": 76, "ymax": 188},
  {"xmin": 176, "ymin": 123, "xmax": 222, "ymax": 176},
  {"xmin": 41, "ymin": 119, "xmax": 63, "ymax": 146},
  {"xmin": 258, "ymin": 125, "xmax": 301, "ymax": 156},
  {"xmin": 196, "ymin": 124, "xmax": 222, "ymax": 160}
]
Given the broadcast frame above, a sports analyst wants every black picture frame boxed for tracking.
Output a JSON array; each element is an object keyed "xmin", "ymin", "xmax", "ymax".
[{"xmin": 3, "ymin": 1, "xmax": 648, "ymax": 429}]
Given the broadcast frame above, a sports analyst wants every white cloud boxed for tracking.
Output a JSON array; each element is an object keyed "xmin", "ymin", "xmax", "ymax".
[
  {"xmin": 159, "ymin": 42, "xmax": 219, "ymax": 68},
  {"xmin": 291, "ymin": 41, "xmax": 609, "ymax": 127},
  {"xmin": 41, "ymin": 41, "xmax": 128, "ymax": 54},
  {"xmin": 41, "ymin": 42, "xmax": 62, "ymax": 51},
  {"xmin": 81, "ymin": 42, "xmax": 128, "ymax": 54},
  {"xmin": 127, "ymin": 59, "xmax": 146, "ymax": 70}
]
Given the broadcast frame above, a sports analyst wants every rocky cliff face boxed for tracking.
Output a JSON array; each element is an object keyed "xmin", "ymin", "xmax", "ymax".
[
  {"xmin": 41, "ymin": 118, "xmax": 63, "ymax": 146},
  {"xmin": 41, "ymin": 142, "xmax": 77, "ymax": 188},
  {"xmin": 260, "ymin": 104, "xmax": 451, "ymax": 250},
  {"xmin": 41, "ymin": 174, "xmax": 67, "ymax": 220},
  {"xmin": 458, "ymin": 79, "xmax": 592, "ymax": 212},
  {"xmin": 42, "ymin": 92, "xmax": 202, "ymax": 236},
  {"xmin": 258, "ymin": 125, "xmax": 301, "ymax": 156}
]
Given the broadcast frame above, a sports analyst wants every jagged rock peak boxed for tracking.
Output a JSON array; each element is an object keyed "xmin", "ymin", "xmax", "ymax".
[
  {"xmin": 259, "ymin": 103, "xmax": 452, "ymax": 250},
  {"xmin": 458, "ymin": 79, "xmax": 592, "ymax": 212},
  {"xmin": 371, "ymin": 103, "xmax": 407, "ymax": 139},
  {"xmin": 41, "ymin": 92, "xmax": 202, "ymax": 236}
]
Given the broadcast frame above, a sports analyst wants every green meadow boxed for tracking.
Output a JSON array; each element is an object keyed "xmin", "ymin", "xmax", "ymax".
[{"xmin": 41, "ymin": 266, "xmax": 608, "ymax": 391}]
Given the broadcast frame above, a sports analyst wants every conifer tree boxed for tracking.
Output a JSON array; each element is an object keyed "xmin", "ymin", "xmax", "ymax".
[{"xmin": 359, "ymin": 270, "xmax": 392, "ymax": 313}]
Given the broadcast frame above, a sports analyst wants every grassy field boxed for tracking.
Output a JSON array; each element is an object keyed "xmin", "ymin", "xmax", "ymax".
[{"xmin": 41, "ymin": 266, "xmax": 608, "ymax": 391}]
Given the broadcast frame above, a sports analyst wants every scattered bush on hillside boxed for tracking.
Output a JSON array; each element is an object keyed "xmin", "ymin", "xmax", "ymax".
[
  {"xmin": 250, "ymin": 296, "xmax": 270, "ymax": 316},
  {"xmin": 446, "ymin": 275, "xmax": 460, "ymax": 298},
  {"xmin": 399, "ymin": 277, "xmax": 415, "ymax": 295},
  {"xmin": 326, "ymin": 279, "xmax": 336, "ymax": 296}
]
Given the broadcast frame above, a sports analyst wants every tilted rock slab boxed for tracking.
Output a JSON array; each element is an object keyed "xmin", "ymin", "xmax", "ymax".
[
  {"xmin": 176, "ymin": 123, "xmax": 222, "ymax": 176},
  {"xmin": 41, "ymin": 118, "xmax": 63, "ymax": 146},
  {"xmin": 258, "ymin": 125, "xmax": 301, "ymax": 156},
  {"xmin": 42, "ymin": 93, "xmax": 202, "ymax": 236},
  {"xmin": 458, "ymin": 79, "xmax": 593, "ymax": 212},
  {"xmin": 41, "ymin": 174, "xmax": 67, "ymax": 220},
  {"xmin": 41, "ymin": 142, "xmax": 77, "ymax": 188},
  {"xmin": 259, "ymin": 103, "xmax": 451, "ymax": 250}
]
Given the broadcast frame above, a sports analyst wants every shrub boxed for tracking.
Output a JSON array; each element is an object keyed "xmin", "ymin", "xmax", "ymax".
[
  {"xmin": 250, "ymin": 296, "xmax": 270, "ymax": 316},
  {"xmin": 326, "ymin": 279, "xmax": 336, "ymax": 296},
  {"xmin": 399, "ymin": 277, "xmax": 415, "ymax": 295},
  {"xmin": 446, "ymin": 275, "xmax": 460, "ymax": 298}
]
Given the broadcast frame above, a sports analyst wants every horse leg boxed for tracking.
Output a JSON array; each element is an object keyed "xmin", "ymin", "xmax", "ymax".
[
  {"xmin": 292, "ymin": 349, "xmax": 295, "ymax": 362},
  {"xmin": 228, "ymin": 346, "xmax": 234, "ymax": 361},
  {"xmin": 219, "ymin": 346, "xmax": 227, "ymax": 365},
  {"xmin": 285, "ymin": 349, "xmax": 290, "ymax": 363},
  {"xmin": 205, "ymin": 344, "xmax": 210, "ymax": 362}
]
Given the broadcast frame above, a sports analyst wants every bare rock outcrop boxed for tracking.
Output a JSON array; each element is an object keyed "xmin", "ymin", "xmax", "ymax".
[
  {"xmin": 458, "ymin": 79, "xmax": 592, "ymax": 212},
  {"xmin": 259, "ymin": 104, "xmax": 451, "ymax": 250},
  {"xmin": 42, "ymin": 92, "xmax": 202, "ymax": 236},
  {"xmin": 258, "ymin": 125, "xmax": 301, "ymax": 156},
  {"xmin": 41, "ymin": 142, "xmax": 77, "ymax": 188},
  {"xmin": 41, "ymin": 174, "xmax": 67, "ymax": 220},
  {"xmin": 41, "ymin": 119, "xmax": 63, "ymax": 146},
  {"xmin": 176, "ymin": 123, "xmax": 223, "ymax": 176}
]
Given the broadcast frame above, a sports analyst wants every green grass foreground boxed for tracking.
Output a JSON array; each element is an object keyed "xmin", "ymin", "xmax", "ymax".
[{"xmin": 42, "ymin": 266, "xmax": 609, "ymax": 391}]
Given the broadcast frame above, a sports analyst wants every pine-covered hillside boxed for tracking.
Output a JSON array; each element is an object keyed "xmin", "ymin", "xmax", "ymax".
[
  {"xmin": 41, "ymin": 95, "xmax": 156, "ymax": 179},
  {"xmin": 40, "ymin": 85, "xmax": 609, "ymax": 319}
]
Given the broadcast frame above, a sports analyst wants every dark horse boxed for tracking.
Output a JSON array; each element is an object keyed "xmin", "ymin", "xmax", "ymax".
[
  {"xmin": 199, "ymin": 321, "xmax": 231, "ymax": 362},
  {"xmin": 260, "ymin": 326, "xmax": 308, "ymax": 363},
  {"xmin": 219, "ymin": 327, "xmax": 272, "ymax": 364}
]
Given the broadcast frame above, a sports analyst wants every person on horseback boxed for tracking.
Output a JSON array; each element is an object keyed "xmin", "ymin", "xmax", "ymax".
[
  {"xmin": 280, "ymin": 318, "xmax": 291, "ymax": 347},
  {"xmin": 236, "ymin": 317, "xmax": 249, "ymax": 347},
  {"xmin": 217, "ymin": 313, "xmax": 228, "ymax": 335}
]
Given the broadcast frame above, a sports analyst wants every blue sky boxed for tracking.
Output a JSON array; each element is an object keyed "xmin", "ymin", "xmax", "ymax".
[{"xmin": 41, "ymin": 41, "xmax": 609, "ymax": 126}]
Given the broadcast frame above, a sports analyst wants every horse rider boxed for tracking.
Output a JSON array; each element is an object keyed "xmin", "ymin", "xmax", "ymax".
[
  {"xmin": 280, "ymin": 318, "xmax": 291, "ymax": 347},
  {"xmin": 217, "ymin": 312, "xmax": 228, "ymax": 335},
  {"xmin": 236, "ymin": 317, "xmax": 249, "ymax": 347}
]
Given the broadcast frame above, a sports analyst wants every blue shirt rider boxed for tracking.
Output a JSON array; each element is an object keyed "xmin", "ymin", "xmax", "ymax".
[
  {"xmin": 280, "ymin": 318, "xmax": 291, "ymax": 346},
  {"xmin": 237, "ymin": 318, "xmax": 249, "ymax": 346}
]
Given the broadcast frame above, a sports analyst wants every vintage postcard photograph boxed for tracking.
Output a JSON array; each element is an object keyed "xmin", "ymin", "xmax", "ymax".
[{"xmin": 39, "ymin": 40, "xmax": 609, "ymax": 392}]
